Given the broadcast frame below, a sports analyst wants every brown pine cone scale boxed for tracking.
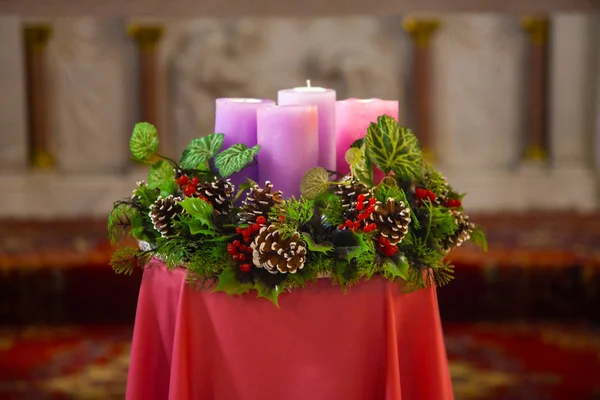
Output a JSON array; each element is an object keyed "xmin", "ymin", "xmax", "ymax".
[{"xmin": 250, "ymin": 225, "xmax": 306, "ymax": 274}]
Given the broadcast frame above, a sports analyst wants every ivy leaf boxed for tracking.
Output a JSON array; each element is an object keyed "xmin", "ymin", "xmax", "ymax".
[
  {"xmin": 148, "ymin": 160, "xmax": 176, "ymax": 197},
  {"xmin": 179, "ymin": 197, "xmax": 215, "ymax": 230},
  {"xmin": 301, "ymin": 233, "xmax": 334, "ymax": 253},
  {"xmin": 382, "ymin": 255, "xmax": 409, "ymax": 280},
  {"xmin": 255, "ymin": 281, "xmax": 283, "ymax": 307},
  {"xmin": 110, "ymin": 247, "xmax": 152, "ymax": 275},
  {"xmin": 469, "ymin": 225, "xmax": 488, "ymax": 252},
  {"xmin": 300, "ymin": 167, "xmax": 330, "ymax": 199},
  {"xmin": 213, "ymin": 268, "xmax": 254, "ymax": 296},
  {"xmin": 180, "ymin": 134, "xmax": 224, "ymax": 169},
  {"xmin": 215, "ymin": 144, "xmax": 261, "ymax": 178},
  {"xmin": 130, "ymin": 122, "xmax": 159, "ymax": 161},
  {"xmin": 365, "ymin": 115, "xmax": 423, "ymax": 181}
]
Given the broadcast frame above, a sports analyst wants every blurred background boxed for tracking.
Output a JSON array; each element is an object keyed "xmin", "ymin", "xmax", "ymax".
[{"xmin": 1, "ymin": 11, "xmax": 600, "ymax": 399}]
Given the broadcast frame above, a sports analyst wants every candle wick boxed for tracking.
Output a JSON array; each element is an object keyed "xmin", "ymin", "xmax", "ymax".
[{"xmin": 306, "ymin": 79, "xmax": 311, "ymax": 88}]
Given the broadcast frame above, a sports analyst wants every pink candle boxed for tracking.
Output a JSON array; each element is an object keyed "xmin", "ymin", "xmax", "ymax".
[
  {"xmin": 335, "ymin": 98, "xmax": 399, "ymax": 176},
  {"xmin": 257, "ymin": 105, "xmax": 319, "ymax": 198},
  {"xmin": 278, "ymin": 81, "xmax": 336, "ymax": 171},
  {"xmin": 214, "ymin": 98, "xmax": 275, "ymax": 185}
]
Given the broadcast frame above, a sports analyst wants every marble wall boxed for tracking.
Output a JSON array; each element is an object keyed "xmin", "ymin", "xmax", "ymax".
[{"xmin": 0, "ymin": 14, "xmax": 598, "ymax": 217}]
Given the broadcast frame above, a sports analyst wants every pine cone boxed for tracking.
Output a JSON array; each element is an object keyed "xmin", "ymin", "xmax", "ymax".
[
  {"xmin": 443, "ymin": 210, "xmax": 474, "ymax": 251},
  {"xmin": 149, "ymin": 195, "xmax": 183, "ymax": 237},
  {"xmin": 239, "ymin": 181, "xmax": 283, "ymax": 225},
  {"xmin": 334, "ymin": 178, "xmax": 373, "ymax": 219},
  {"xmin": 250, "ymin": 225, "xmax": 307, "ymax": 274},
  {"xmin": 195, "ymin": 178, "xmax": 234, "ymax": 215},
  {"xmin": 369, "ymin": 198, "xmax": 411, "ymax": 245}
]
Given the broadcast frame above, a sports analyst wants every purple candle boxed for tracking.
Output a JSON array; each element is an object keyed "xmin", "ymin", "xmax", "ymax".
[
  {"xmin": 335, "ymin": 98, "xmax": 399, "ymax": 176},
  {"xmin": 278, "ymin": 81, "xmax": 336, "ymax": 171},
  {"xmin": 214, "ymin": 98, "xmax": 275, "ymax": 185},
  {"xmin": 257, "ymin": 105, "xmax": 319, "ymax": 198}
]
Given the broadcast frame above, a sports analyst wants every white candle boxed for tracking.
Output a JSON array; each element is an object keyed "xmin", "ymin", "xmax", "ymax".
[{"xmin": 278, "ymin": 80, "xmax": 336, "ymax": 171}]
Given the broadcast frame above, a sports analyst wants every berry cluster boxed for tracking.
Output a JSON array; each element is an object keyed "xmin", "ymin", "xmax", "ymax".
[
  {"xmin": 235, "ymin": 215, "xmax": 268, "ymax": 244},
  {"xmin": 415, "ymin": 187, "xmax": 436, "ymax": 203},
  {"xmin": 226, "ymin": 240, "xmax": 253, "ymax": 272},
  {"xmin": 377, "ymin": 236, "xmax": 399, "ymax": 257},
  {"xmin": 445, "ymin": 199, "xmax": 462, "ymax": 208},
  {"xmin": 338, "ymin": 194, "xmax": 378, "ymax": 233},
  {"xmin": 176, "ymin": 175, "xmax": 210, "ymax": 201}
]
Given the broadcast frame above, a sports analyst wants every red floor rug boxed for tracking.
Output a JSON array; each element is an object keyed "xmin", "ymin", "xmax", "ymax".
[{"xmin": 1, "ymin": 323, "xmax": 599, "ymax": 399}]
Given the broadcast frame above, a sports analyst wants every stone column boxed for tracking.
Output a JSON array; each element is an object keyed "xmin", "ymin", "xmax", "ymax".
[
  {"xmin": 129, "ymin": 24, "xmax": 163, "ymax": 128},
  {"xmin": 0, "ymin": 16, "xmax": 28, "ymax": 171},
  {"xmin": 403, "ymin": 18, "xmax": 440, "ymax": 164},
  {"xmin": 521, "ymin": 16, "xmax": 550, "ymax": 162},
  {"xmin": 24, "ymin": 23, "xmax": 53, "ymax": 169}
]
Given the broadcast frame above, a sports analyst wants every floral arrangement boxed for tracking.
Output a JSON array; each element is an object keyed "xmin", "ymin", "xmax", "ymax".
[{"xmin": 108, "ymin": 115, "xmax": 486, "ymax": 305}]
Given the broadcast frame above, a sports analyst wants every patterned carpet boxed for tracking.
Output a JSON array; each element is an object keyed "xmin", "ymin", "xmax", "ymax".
[{"xmin": 1, "ymin": 323, "xmax": 599, "ymax": 400}]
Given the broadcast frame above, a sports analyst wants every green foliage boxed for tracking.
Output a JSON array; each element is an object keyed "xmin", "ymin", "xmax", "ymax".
[
  {"xmin": 179, "ymin": 197, "xmax": 216, "ymax": 230},
  {"xmin": 214, "ymin": 268, "xmax": 254, "ymax": 296},
  {"xmin": 301, "ymin": 233, "xmax": 333, "ymax": 253},
  {"xmin": 347, "ymin": 142, "xmax": 374, "ymax": 187},
  {"xmin": 130, "ymin": 122, "xmax": 159, "ymax": 161},
  {"xmin": 381, "ymin": 255, "xmax": 410, "ymax": 281},
  {"xmin": 374, "ymin": 183, "xmax": 404, "ymax": 203},
  {"xmin": 215, "ymin": 144, "xmax": 260, "ymax": 178},
  {"xmin": 108, "ymin": 203, "xmax": 137, "ymax": 244},
  {"xmin": 147, "ymin": 160, "xmax": 177, "ymax": 197},
  {"xmin": 365, "ymin": 115, "xmax": 423, "ymax": 180},
  {"xmin": 110, "ymin": 247, "xmax": 151, "ymax": 275},
  {"xmin": 254, "ymin": 281, "xmax": 284, "ymax": 307},
  {"xmin": 429, "ymin": 262, "xmax": 455, "ymax": 287},
  {"xmin": 318, "ymin": 192, "xmax": 344, "ymax": 227},
  {"xmin": 269, "ymin": 197, "xmax": 314, "ymax": 239},
  {"xmin": 355, "ymin": 235, "xmax": 377, "ymax": 280},
  {"xmin": 180, "ymin": 133, "xmax": 224, "ymax": 169},
  {"xmin": 133, "ymin": 183, "xmax": 159, "ymax": 209},
  {"xmin": 428, "ymin": 206, "xmax": 459, "ymax": 238},
  {"xmin": 421, "ymin": 163, "xmax": 449, "ymax": 196},
  {"xmin": 300, "ymin": 167, "xmax": 330, "ymax": 199},
  {"xmin": 469, "ymin": 225, "xmax": 488, "ymax": 251},
  {"xmin": 154, "ymin": 236, "xmax": 196, "ymax": 269}
]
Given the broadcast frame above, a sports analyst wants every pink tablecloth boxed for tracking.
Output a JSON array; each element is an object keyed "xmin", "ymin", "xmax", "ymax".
[{"xmin": 127, "ymin": 258, "xmax": 453, "ymax": 400}]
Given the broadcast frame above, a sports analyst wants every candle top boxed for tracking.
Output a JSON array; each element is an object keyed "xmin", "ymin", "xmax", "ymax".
[
  {"xmin": 217, "ymin": 98, "xmax": 273, "ymax": 104},
  {"xmin": 286, "ymin": 79, "xmax": 330, "ymax": 93}
]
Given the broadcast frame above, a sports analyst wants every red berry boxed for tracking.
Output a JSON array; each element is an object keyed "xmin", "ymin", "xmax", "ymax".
[
  {"xmin": 369, "ymin": 198, "xmax": 377, "ymax": 205},
  {"xmin": 353, "ymin": 221, "xmax": 360, "ymax": 229},
  {"xmin": 236, "ymin": 227, "xmax": 244, "ymax": 234},
  {"xmin": 278, "ymin": 215, "xmax": 286, "ymax": 222},
  {"xmin": 239, "ymin": 244, "xmax": 247, "ymax": 252},
  {"xmin": 415, "ymin": 187, "xmax": 427, "ymax": 200},
  {"xmin": 178, "ymin": 175, "xmax": 189, "ymax": 186},
  {"xmin": 240, "ymin": 263, "xmax": 252, "ymax": 272},
  {"xmin": 357, "ymin": 194, "xmax": 365, "ymax": 203},
  {"xmin": 238, "ymin": 253, "xmax": 247, "ymax": 261},
  {"xmin": 232, "ymin": 240, "xmax": 241, "ymax": 247},
  {"xmin": 198, "ymin": 195, "xmax": 209, "ymax": 202},
  {"xmin": 369, "ymin": 223, "xmax": 377, "ymax": 230},
  {"xmin": 227, "ymin": 245, "xmax": 236, "ymax": 255},
  {"xmin": 345, "ymin": 220, "xmax": 353, "ymax": 228},
  {"xmin": 184, "ymin": 185, "xmax": 195, "ymax": 197},
  {"xmin": 242, "ymin": 229, "xmax": 252, "ymax": 238},
  {"xmin": 356, "ymin": 202, "xmax": 365, "ymax": 211},
  {"xmin": 427, "ymin": 191, "xmax": 436, "ymax": 202},
  {"xmin": 256, "ymin": 216, "xmax": 267, "ymax": 225},
  {"xmin": 447, "ymin": 199, "xmax": 461, "ymax": 208},
  {"xmin": 251, "ymin": 224, "xmax": 261, "ymax": 232},
  {"xmin": 378, "ymin": 236, "xmax": 387, "ymax": 245},
  {"xmin": 357, "ymin": 213, "xmax": 366, "ymax": 221},
  {"xmin": 363, "ymin": 225, "xmax": 371, "ymax": 233},
  {"xmin": 244, "ymin": 236, "xmax": 252, "ymax": 243},
  {"xmin": 338, "ymin": 224, "xmax": 345, "ymax": 230},
  {"xmin": 366, "ymin": 205, "xmax": 375, "ymax": 215},
  {"xmin": 190, "ymin": 176, "xmax": 199, "ymax": 186},
  {"xmin": 383, "ymin": 246, "xmax": 397, "ymax": 257}
]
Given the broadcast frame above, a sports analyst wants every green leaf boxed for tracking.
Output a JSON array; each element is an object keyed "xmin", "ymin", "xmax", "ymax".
[
  {"xmin": 215, "ymin": 144, "xmax": 260, "ymax": 178},
  {"xmin": 110, "ymin": 247, "xmax": 151, "ymax": 275},
  {"xmin": 180, "ymin": 134, "xmax": 224, "ymax": 169},
  {"xmin": 345, "ymin": 232, "xmax": 369, "ymax": 262},
  {"xmin": 351, "ymin": 143, "xmax": 374, "ymax": 187},
  {"xmin": 130, "ymin": 122, "xmax": 159, "ymax": 161},
  {"xmin": 300, "ymin": 167, "xmax": 330, "ymax": 199},
  {"xmin": 469, "ymin": 225, "xmax": 488, "ymax": 252},
  {"xmin": 108, "ymin": 203, "xmax": 137, "ymax": 244},
  {"xmin": 179, "ymin": 197, "xmax": 215, "ymax": 230},
  {"xmin": 301, "ymin": 233, "xmax": 334, "ymax": 253},
  {"xmin": 345, "ymin": 147, "xmax": 362, "ymax": 165},
  {"xmin": 187, "ymin": 220, "xmax": 216, "ymax": 236},
  {"xmin": 255, "ymin": 281, "xmax": 284, "ymax": 307},
  {"xmin": 148, "ymin": 160, "xmax": 176, "ymax": 197},
  {"xmin": 365, "ymin": 115, "xmax": 423, "ymax": 180},
  {"xmin": 213, "ymin": 268, "xmax": 254, "ymax": 296},
  {"xmin": 382, "ymin": 255, "xmax": 409, "ymax": 280}
]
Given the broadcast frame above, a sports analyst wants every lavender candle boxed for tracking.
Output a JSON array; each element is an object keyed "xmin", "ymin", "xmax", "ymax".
[
  {"xmin": 257, "ymin": 105, "xmax": 319, "ymax": 198},
  {"xmin": 214, "ymin": 98, "xmax": 275, "ymax": 185},
  {"xmin": 278, "ymin": 81, "xmax": 336, "ymax": 171},
  {"xmin": 335, "ymin": 98, "xmax": 399, "ymax": 176}
]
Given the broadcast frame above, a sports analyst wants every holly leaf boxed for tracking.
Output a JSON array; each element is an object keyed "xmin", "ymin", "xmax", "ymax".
[
  {"xmin": 130, "ymin": 122, "xmax": 159, "ymax": 161},
  {"xmin": 187, "ymin": 220, "xmax": 216, "ymax": 236},
  {"xmin": 382, "ymin": 255, "xmax": 409, "ymax": 280},
  {"xmin": 255, "ymin": 281, "xmax": 283, "ymax": 307},
  {"xmin": 301, "ymin": 233, "xmax": 333, "ymax": 253},
  {"xmin": 345, "ymin": 232, "xmax": 369, "ymax": 262},
  {"xmin": 469, "ymin": 225, "xmax": 488, "ymax": 252},
  {"xmin": 213, "ymin": 268, "xmax": 254, "ymax": 296},
  {"xmin": 180, "ymin": 134, "xmax": 224, "ymax": 169},
  {"xmin": 147, "ymin": 160, "xmax": 176, "ymax": 197},
  {"xmin": 179, "ymin": 197, "xmax": 215, "ymax": 230},
  {"xmin": 365, "ymin": 115, "xmax": 423, "ymax": 181},
  {"xmin": 300, "ymin": 167, "xmax": 330, "ymax": 199},
  {"xmin": 215, "ymin": 144, "xmax": 260, "ymax": 178}
]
